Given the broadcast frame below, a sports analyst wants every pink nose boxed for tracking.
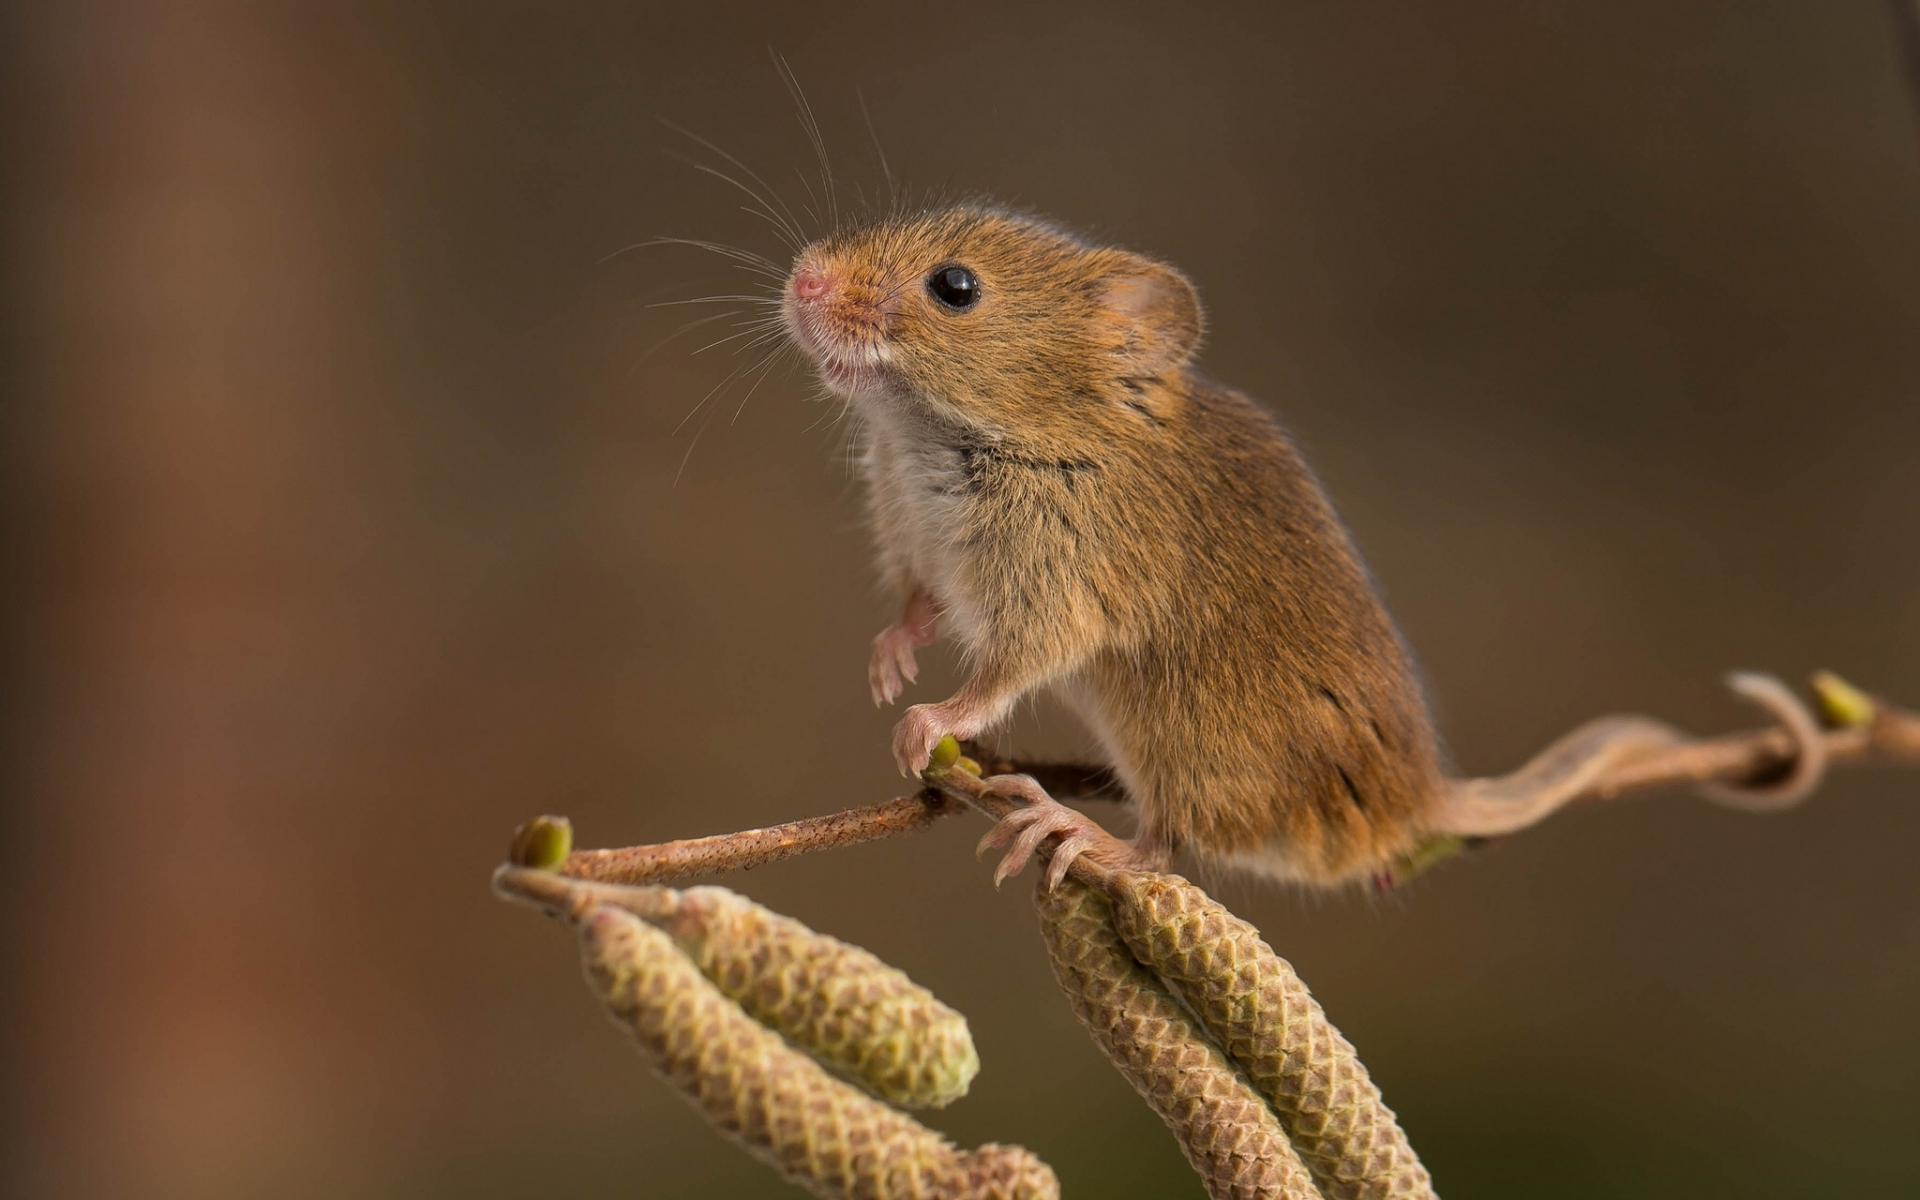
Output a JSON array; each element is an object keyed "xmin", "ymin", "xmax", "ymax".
[{"xmin": 792, "ymin": 267, "xmax": 831, "ymax": 300}]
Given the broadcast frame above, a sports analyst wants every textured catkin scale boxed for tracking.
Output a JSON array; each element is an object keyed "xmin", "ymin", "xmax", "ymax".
[
  {"xmin": 667, "ymin": 886, "xmax": 980, "ymax": 1109},
  {"xmin": 579, "ymin": 906, "xmax": 1058, "ymax": 1200},
  {"xmin": 1102, "ymin": 873, "xmax": 1436, "ymax": 1200},
  {"xmin": 1033, "ymin": 878, "xmax": 1325, "ymax": 1200},
  {"xmin": 952, "ymin": 1145, "xmax": 1065, "ymax": 1200}
]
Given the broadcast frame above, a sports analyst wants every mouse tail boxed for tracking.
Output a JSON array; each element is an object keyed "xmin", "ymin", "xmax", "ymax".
[{"xmin": 1424, "ymin": 671, "xmax": 1828, "ymax": 841}]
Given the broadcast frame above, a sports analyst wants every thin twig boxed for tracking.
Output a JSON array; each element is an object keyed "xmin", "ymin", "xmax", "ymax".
[
  {"xmin": 495, "ymin": 863, "xmax": 672, "ymax": 920},
  {"xmin": 987, "ymin": 691, "xmax": 1920, "ymax": 822},
  {"xmin": 943, "ymin": 687, "xmax": 1920, "ymax": 869},
  {"xmin": 529, "ymin": 685, "xmax": 1918, "ymax": 890},
  {"xmin": 556, "ymin": 792, "xmax": 954, "ymax": 885},
  {"xmin": 964, "ymin": 754, "xmax": 1124, "ymax": 802}
]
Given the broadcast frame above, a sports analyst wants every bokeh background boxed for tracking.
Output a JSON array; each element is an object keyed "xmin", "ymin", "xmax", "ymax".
[{"xmin": 5, "ymin": 3, "xmax": 1919, "ymax": 1198}]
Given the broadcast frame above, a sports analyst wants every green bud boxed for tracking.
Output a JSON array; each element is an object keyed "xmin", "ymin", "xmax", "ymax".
[
  {"xmin": 1810, "ymin": 670, "xmax": 1875, "ymax": 729},
  {"xmin": 926, "ymin": 735, "xmax": 962, "ymax": 773},
  {"xmin": 509, "ymin": 815, "xmax": 574, "ymax": 869}
]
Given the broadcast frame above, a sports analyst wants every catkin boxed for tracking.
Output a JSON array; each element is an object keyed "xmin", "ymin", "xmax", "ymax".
[
  {"xmin": 1034, "ymin": 878, "xmax": 1324, "ymax": 1200},
  {"xmin": 1102, "ymin": 872, "xmax": 1435, "ymax": 1200},
  {"xmin": 580, "ymin": 905, "xmax": 1057, "ymax": 1200},
  {"xmin": 664, "ymin": 886, "xmax": 980, "ymax": 1108},
  {"xmin": 560, "ymin": 880, "xmax": 979, "ymax": 1110}
]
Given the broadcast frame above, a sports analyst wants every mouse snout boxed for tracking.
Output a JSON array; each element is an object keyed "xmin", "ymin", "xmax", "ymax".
[
  {"xmin": 784, "ymin": 258, "xmax": 891, "ymax": 370},
  {"xmin": 791, "ymin": 267, "xmax": 832, "ymax": 301}
]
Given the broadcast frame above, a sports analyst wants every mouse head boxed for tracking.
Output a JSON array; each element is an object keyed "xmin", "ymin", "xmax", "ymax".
[{"xmin": 782, "ymin": 206, "xmax": 1203, "ymax": 437}]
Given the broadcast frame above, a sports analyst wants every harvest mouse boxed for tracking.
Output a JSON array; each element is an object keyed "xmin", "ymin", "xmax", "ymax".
[{"xmin": 778, "ymin": 204, "xmax": 1820, "ymax": 890}]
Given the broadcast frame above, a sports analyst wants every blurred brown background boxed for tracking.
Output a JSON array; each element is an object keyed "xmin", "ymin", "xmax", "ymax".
[{"xmin": 4, "ymin": 2, "xmax": 1918, "ymax": 1198}]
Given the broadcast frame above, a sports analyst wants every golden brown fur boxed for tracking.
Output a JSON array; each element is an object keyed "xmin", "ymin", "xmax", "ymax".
[{"xmin": 783, "ymin": 205, "xmax": 1444, "ymax": 885}]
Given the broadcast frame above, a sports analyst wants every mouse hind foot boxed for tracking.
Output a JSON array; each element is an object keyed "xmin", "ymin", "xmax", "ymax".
[{"xmin": 976, "ymin": 774, "xmax": 1169, "ymax": 890}]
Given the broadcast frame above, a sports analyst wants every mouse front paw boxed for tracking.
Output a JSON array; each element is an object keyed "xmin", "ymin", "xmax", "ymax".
[
  {"xmin": 892, "ymin": 702, "xmax": 981, "ymax": 776},
  {"xmin": 892, "ymin": 705, "xmax": 945, "ymax": 776}
]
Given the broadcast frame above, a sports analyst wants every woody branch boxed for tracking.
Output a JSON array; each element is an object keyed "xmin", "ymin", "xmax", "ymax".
[{"xmin": 530, "ymin": 671, "xmax": 1920, "ymax": 888}]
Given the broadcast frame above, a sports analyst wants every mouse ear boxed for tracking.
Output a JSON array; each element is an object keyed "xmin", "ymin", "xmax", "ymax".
[{"xmin": 1097, "ymin": 255, "xmax": 1204, "ymax": 376}]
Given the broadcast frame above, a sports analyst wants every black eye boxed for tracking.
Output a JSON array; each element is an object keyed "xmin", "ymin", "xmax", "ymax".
[{"xmin": 927, "ymin": 264, "xmax": 980, "ymax": 310}]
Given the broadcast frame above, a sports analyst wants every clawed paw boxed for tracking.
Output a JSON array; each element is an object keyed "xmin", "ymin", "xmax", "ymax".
[
  {"xmin": 868, "ymin": 625, "xmax": 922, "ymax": 706},
  {"xmin": 976, "ymin": 778, "xmax": 1110, "ymax": 891},
  {"xmin": 891, "ymin": 704, "xmax": 951, "ymax": 776}
]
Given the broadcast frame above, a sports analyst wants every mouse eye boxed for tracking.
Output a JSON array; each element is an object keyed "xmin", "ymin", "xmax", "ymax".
[{"xmin": 926, "ymin": 264, "xmax": 980, "ymax": 311}]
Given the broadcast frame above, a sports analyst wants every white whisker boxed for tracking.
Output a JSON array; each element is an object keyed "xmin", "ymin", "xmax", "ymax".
[
  {"xmin": 773, "ymin": 50, "xmax": 838, "ymax": 232},
  {"xmin": 673, "ymin": 353, "xmax": 768, "ymax": 436},
  {"xmin": 600, "ymin": 236, "xmax": 784, "ymax": 278},
  {"xmin": 658, "ymin": 120, "xmax": 809, "ymax": 247},
  {"xmin": 636, "ymin": 308, "xmax": 748, "ymax": 365},
  {"xmin": 730, "ymin": 344, "xmax": 791, "ymax": 425},
  {"xmin": 689, "ymin": 322, "xmax": 777, "ymax": 357},
  {"xmin": 646, "ymin": 294, "xmax": 780, "ymax": 308},
  {"xmin": 856, "ymin": 87, "xmax": 897, "ymax": 214}
]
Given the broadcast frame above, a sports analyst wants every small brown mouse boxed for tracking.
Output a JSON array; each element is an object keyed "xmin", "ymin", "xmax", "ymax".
[{"xmin": 778, "ymin": 204, "xmax": 1820, "ymax": 890}]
